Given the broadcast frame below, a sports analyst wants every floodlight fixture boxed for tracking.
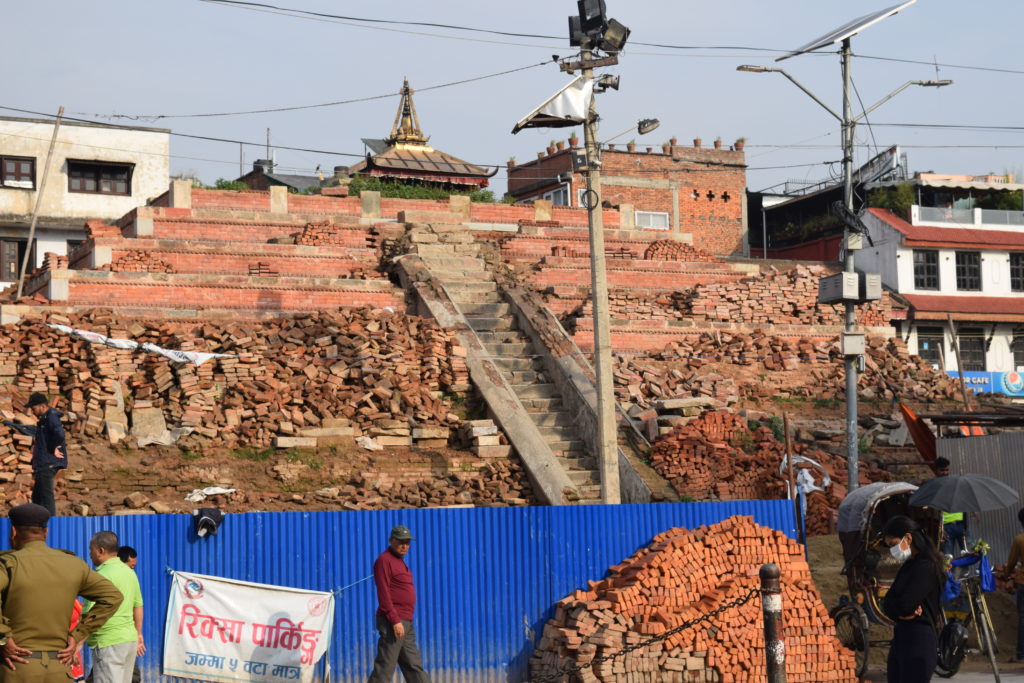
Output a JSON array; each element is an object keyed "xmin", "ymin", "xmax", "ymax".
[
  {"xmin": 568, "ymin": 15, "xmax": 584, "ymax": 46},
  {"xmin": 637, "ymin": 118, "xmax": 660, "ymax": 135},
  {"xmin": 596, "ymin": 74, "xmax": 620, "ymax": 91},
  {"xmin": 600, "ymin": 18, "xmax": 631, "ymax": 53},
  {"xmin": 577, "ymin": 0, "xmax": 607, "ymax": 33}
]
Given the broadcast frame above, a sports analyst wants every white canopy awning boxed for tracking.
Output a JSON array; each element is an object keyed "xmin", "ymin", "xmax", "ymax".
[{"xmin": 511, "ymin": 76, "xmax": 594, "ymax": 134}]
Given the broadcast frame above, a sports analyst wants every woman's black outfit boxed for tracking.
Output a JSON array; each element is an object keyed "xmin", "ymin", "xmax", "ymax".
[{"xmin": 882, "ymin": 555, "xmax": 942, "ymax": 683}]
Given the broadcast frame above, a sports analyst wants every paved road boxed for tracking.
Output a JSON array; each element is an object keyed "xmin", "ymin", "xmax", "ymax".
[{"xmin": 865, "ymin": 668, "xmax": 1024, "ymax": 681}]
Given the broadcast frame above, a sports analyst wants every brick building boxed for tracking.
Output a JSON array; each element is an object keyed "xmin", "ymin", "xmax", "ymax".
[{"xmin": 506, "ymin": 137, "xmax": 748, "ymax": 256}]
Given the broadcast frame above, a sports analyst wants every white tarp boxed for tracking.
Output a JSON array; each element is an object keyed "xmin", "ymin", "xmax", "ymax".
[
  {"xmin": 511, "ymin": 76, "xmax": 594, "ymax": 133},
  {"xmin": 47, "ymin": 324, "xmax": 232, "ymax": 366},
  {"xmin": 164, "ymin": 571, "xmax": 334, "ymax": 683}
]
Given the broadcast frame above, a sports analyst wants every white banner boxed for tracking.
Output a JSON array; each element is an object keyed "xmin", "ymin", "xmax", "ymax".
[
  {"xmin": 47, "ymin": 324, "xmax": 233, "ymax": 366},
  {"xmin": 163, "ymin": 571, "xmax": 334, "ymax": 683}
]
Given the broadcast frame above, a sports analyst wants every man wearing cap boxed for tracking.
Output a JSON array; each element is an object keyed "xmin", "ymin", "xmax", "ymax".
[
  {"xmin": 3, "ymin": 393, "xmax": 68, "ymax": 515},
  {"xmin": 367, "ymin": 526, "xmax": 430, "ymax": 683},
  {"xmin": 0, "ymin": 503, "xmax": 123, "ymax": 683}
]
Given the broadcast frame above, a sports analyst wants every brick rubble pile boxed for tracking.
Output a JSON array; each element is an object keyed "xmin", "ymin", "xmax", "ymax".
[
  {"xmin": 293, "ymin": 220, "xmax": 358, "ymax": 247},
  {"xmin": 106, "ymin": 250, "xmax": 176, "ymax": 274},
  {"xmin": 529, "ymin": 516, "xmax": 857, "ymax": 682},
  {"xmin": 643, "ymin": 239, "xmax": 717, "ymax": 262},
  {"xmin": 649, "ymin": 411, "xmax": 890, "ymax": 535},
  {"xmin": 686, "ymin": 264, "xmax": 892, "ymax": 327},
  {"xmin": 614, "ymin": 331, "xmax": 963, "ymax": 407},
  {"xmin": 0, "ymin": 307, "xmax": 471, "ymax": 459}
]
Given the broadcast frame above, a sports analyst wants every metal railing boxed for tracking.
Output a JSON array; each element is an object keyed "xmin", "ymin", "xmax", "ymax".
[{"xmin": 917, "ymin": 206, "xmax": 975, "ymax": 224}]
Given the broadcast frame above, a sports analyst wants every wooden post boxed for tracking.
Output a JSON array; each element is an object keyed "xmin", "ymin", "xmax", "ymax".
[
  {"xmin": 946, "ymin": 313, "xmax": 973, "ymax": 411},
  {"xmin": 783, "ymin": 413, "xmax": 800, "ymax": 541},
  {"xmin": 16, "ymin": 106, "xmax": 64, "ymax": 300}
]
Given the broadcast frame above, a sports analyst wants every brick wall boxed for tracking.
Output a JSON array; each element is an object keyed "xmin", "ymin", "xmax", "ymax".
[
  {"xmin": 189, "ymin": 189, "xmax": 271, "ymax": 211},
  {"xmin": 106, "ymin": 248, "xmax": 377, "ymax": 278}
]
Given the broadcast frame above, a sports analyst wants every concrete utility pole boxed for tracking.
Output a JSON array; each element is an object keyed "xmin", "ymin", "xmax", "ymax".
[
  {"xmin": 16, "ymin": 106, "xmax": 64, "ymax": 301},
  {"xmin": 581, "ymin": 49, "xmax": 621, "ymax": 505},
  {"xmin": 840, "ymin": 39, "xmax": 860, "ymax": 493}
]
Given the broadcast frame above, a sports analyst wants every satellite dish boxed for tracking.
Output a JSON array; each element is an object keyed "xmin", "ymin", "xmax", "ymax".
[{"xmin": 776, "ymin": 0, "xmax": 916, "ymax": 61}]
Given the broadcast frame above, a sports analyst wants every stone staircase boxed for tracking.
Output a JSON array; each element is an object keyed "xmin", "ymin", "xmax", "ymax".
[{"xmin": 415, "ymin": 248, "xmax": 602, "ymax": 503}]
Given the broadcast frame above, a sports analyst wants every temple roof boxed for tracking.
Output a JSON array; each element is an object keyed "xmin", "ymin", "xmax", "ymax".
[{"xmin": 348, "ymin": 78, "xmax": 495, "ymax": 187}]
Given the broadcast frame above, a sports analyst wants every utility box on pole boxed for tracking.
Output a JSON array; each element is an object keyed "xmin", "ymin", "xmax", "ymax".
[
  {"xmin": 817, "ymin": 272, "xmax": 859, "ymax": 304},
  {"xmin": 859, "ymin": 272, "xmax": 882, "ymax": 301}
]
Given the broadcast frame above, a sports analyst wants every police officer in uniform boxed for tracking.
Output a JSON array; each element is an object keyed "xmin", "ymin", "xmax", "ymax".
[{"xmin": 0, "ymin": 503, "xmax": 123, "ymax": 683}]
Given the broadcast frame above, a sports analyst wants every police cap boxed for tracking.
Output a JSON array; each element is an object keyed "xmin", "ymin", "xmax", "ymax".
[{"xmin": 9, "ymin": 503, "xmax": 50, "ymax": 528}]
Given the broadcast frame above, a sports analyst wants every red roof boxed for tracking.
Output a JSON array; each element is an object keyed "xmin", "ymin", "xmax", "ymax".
[
  {"xmin": 904, "ymin": 293, "xmax": 1024, "ymax": 322},
  {"xmin": 867, "ymin": 208, "xmax": 1024, "ymax": 249}
]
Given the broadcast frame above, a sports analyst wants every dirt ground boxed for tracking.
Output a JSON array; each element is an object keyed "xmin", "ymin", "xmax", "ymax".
[{"xmin": 807, "ymin": 534, "xmax": 1024, "ymax": 678}]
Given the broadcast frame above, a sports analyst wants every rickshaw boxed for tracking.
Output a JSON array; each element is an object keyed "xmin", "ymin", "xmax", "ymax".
[{"xmin": 829, "ymin": 481, "xmax": 997, "ymax": 680}]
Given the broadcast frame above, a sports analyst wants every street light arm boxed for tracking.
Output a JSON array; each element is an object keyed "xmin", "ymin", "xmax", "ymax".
[
  {"xmin": 776, "ymin": 70, "xmax": 842, "ymax": 122},
  {"xmin": 852, "ymin": 79, "xmax": 953, "ymax": 122}
]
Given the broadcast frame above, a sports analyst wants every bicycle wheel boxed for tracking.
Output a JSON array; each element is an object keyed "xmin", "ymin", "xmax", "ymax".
[{"xmin": 830, "ymin": 603, "xmax": 869, "ymax": 680}]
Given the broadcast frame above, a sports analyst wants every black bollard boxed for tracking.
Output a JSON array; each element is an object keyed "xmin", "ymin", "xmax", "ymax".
[{"xmin": 760, "ymin": 563, "xmax": 787, "ymax": 683}]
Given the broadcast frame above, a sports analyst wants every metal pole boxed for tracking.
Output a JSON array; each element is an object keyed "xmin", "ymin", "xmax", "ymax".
[
  {"xmin": 762, "ymin": 207, "xmax": 768, "ymax": 260},
  {"xmin": 239, "ymin": 142, "xmax": 244, "ymax": 178},
  {"xmin": 783, "ymin": 413, "xmax": 799, "ymax": 538},
  {"xmin": 841, "ymin": 38, "xmax": 860, "ymax": 492},
  {"xmin": 582, "ymin": 46, "xmax": 621, "ymax": 504},
  {"xmin": 947, "ymin": 312, "xmax": 972, "ymax": 410},
  {"xmin": 759, "ymin": 563, "xmax": 787, "ymax": 683},
  {"xmin": 16, "ymin": 106, "xmax": 64, "ymax": 301}
]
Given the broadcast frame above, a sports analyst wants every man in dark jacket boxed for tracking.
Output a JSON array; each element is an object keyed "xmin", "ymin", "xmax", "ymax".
[{"xmin": 4, "ymin": 393, "xmax": 67, "ymax": 515}]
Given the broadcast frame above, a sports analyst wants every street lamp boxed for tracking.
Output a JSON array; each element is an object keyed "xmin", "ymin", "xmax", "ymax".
[
  {"xmin": 738, "ymin": 41, "xmax": 951, "ymax": 493},
  {"xmin": 600, "ymin": 118, "xmax": 661, "ymax": 146}
]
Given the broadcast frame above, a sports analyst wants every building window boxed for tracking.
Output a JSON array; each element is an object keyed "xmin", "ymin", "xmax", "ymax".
[
  {"xmin": 1011, "ymin": 253, "xmax": 1024, "ymax": 292},
  {"xmin": 912, "ymin": 249, "xmax": 939, "ymax": 290},
  {"xmin": 916, "ymin": 327, "xmax": 945, "ymax": 369},
  {"xmin": 955, "ymin": 251, "xmax": 981, "ymax": 291},
  {"xmin": 1, "ymin": 156, "xmax": 36, "ymax": 189},
  {"xmin": 541, "ymin": 186, "xmax": 569, "ymax": 207},
  {"xmin": 957, "ymin": 327, "xmax": 986, "ymax": 372},
  {"xmin": 1013, "ymin": 331, "xmax": 1024, "ymax": 372},
  {"xmin": 67, "ymin": 160, "xmax": 133, "ymax": 195},
  {"xmin": 635, "ymin": 211, "xmax": 669, "ymax": 230}
]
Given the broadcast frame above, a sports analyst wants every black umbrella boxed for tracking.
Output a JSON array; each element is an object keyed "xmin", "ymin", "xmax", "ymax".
[{"xmin": 909, "ymin": 473, "xmax": 1019, "ymax": 513}]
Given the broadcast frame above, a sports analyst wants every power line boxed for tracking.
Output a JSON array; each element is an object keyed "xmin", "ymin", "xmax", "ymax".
[{"xmin": 72, "ymin": 60, "xmax": 553, "ymax": 120}]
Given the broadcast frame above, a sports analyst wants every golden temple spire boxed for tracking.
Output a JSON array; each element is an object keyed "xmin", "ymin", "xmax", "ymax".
[{"xmin": 388, "ymin": 77, "xmax": 430, "ymax": 146}]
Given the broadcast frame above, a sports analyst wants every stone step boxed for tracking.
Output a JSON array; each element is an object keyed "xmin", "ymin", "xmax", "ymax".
[
  {"xmin": 413, "ymin": 243, "xmax": 481, "ymax": 258},
  {"xmin": 547, "ymin": 439, "xmax": 586, "ymax": 453},
  {"xmin": 505, "ymin": 369, "xmax": 544, "ymax": 384},
  {"xmin": 448, "ymin": 290, "xmax": 504, "ymax": 304},
  {"xmin": 420, "ymin": 255, "xmax": 488, "ymax": 270},
  {"xmin": 443, "ymin": 281, "xmax": 497, "ymax": 295},
  {"xmin": 537, "ymin": 425, "xmax": 580, "ymax": 441},
  {"xmin": 466, "ymin": 317, "xmax": 513, "ymax": 332},
  {"xmin": 474, "ymin": 330, "xmax": 524, "ymax": 345},
  {"xmin": 511, "ymin": 383, "xmax": 558, "ymax": 399},
  {"xmin": 490, "ymin": 356, "xmax": 539, "ymax": 372},
  {"xmin": 428, "ymin": 269, "xmax": 492, "ymax": 281},
  {"xmin": 459, "ymin": 302, "xmax": 512, "ymax": 317},
  {"xmin": 567, "ymin": 469, "xmax": 600, "ymax": 486},
  {"xmin": 519, "ymin": 396, "xmax": 563, "ymax": 411},
  {"xmin": 560, "ymin": 455, "xmax": 598, "ymax": 470},
  {"xmin": 484, "ymin": 342, "xmax": 532, "ymax": 357},
  {"xmin": 529, "ymin": 411, "xmax": 575, "ymax": 427},
  {"xmin": 575, "ymin": 484, "xmax": 603, "ymax": 500}
]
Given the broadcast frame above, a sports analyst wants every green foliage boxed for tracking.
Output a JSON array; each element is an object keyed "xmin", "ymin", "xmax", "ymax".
[
  {"xmin": 502, "ymin": 194, "xmax": 517, "ymax": 204},
  {"xmin": 212, "ymin": 178, "xmax": 249, "ymax": 191},
  {"xmin": 346, "ymin": 175, "xmax": 495, "ymax": 203},
  {"xmin": 286, "ymin": 451, "xmax": 324, "ymax": 470},
  {"xmin": 975, "ymin": 190, "xmax": 1023, "ymax": 211},
  {"xmin": 766, "ymin": 416, "xmax": 786, "ymax": 442},
  {"xmin": 774, "ymin": 213, "xmax": 842, "ymax": 243},
  {"xmin": 867, "ymin": 182, "xmax": 916, "ymax": 220},
  {"xmin": 179, "ymin": 449, "xmax": 205, "ymax": 461},
  {"xmin": 678, "ymin": 495, "xmax": 695, "ymax": 503},
  {"xmin": 858, "ymin": 436, "xmax": 871, "ymax": 454},
  {"xmin": 233, "ymin": 446, "xmax": 275, "ymax": 462}
]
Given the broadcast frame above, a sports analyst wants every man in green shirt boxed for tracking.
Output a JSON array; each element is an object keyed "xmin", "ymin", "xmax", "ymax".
[{"xmin": 82, "ymin": 531, "xmax": 143, "ymax": 683}]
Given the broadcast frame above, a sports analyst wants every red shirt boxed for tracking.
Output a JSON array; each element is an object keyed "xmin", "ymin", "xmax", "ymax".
[{"xmin": 373, "ymin": 548, "xmax": 416, "ymax": 625}]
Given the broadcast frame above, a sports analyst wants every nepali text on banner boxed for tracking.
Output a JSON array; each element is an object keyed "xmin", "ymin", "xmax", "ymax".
[{"xmin": 163, "ymin": 571, "xmax": 334, "ymax": 683}]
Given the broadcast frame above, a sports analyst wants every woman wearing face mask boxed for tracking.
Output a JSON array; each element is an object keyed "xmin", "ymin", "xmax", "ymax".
[{"xmin": 881, "ymin": 515, "xmax": 945, "ymax": 682}]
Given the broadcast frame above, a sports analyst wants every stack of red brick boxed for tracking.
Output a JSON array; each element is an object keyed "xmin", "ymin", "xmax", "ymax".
[
  {"xmin": 649, "ymin": 411, "xmax": 890, "ymax": 534},
  {"xmin": 529, "ymin": 516, "xmax": 857, "ymax": 682},
  {"xmin": 84, "ymin": 219, "xmax": 122, "ymax": 239},
  {"xmin": 247, "ymin": 262, "xmax": 280, "ymax": 277},
  {"xmin": 643, "ymin": 239, "xmax": 717, "ymax": 262},
  {"xmin": 293, "ymin": 220, "xmax": 359, "ymax": 247},
  {"xmin": 106, "ymin": 250, "xmax": 176, "ymax": 274},
  {"xmin": 686, "ymin": 265, "xmax": 892, "ymax": 327}
]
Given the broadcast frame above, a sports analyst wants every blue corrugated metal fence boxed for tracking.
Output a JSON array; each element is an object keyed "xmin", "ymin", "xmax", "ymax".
[{"xmin": 17, "ymin": 501, "xmax": 795, "ymax": 682}]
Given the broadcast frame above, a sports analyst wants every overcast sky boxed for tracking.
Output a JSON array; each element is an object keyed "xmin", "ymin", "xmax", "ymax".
[{"xmin": 7, "ymin": 0, "xmax": 1022, "ymax": 195}]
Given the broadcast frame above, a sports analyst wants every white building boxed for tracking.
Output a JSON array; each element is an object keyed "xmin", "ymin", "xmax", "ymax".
[
  {"xmin": 0, "ymin": 116, "xmax": 169, "ymax": 282},
  {"xmin": 860, "ymin": 175, "xmax": 1024, "ymax": 397}
]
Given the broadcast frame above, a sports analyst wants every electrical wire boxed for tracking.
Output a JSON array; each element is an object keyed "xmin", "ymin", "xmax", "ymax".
[{"xmin": 72, "ymin": 60, "xmax": 553, "ymax": 120}]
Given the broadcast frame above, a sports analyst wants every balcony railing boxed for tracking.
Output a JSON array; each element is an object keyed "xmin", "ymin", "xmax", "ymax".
[{"xmin": 913, "ymin": 205, "xmax": 1024, "ymax": 228}]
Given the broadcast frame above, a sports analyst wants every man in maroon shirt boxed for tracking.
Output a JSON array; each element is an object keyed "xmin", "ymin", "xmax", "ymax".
[{"xmin": 367, "ymin": 526, "xmax": 430, "ymax": 683}]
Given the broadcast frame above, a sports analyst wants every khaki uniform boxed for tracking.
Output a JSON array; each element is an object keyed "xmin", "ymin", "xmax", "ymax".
[{"xmin": 0, "ymin": 541, "xmax": 123, "ymax": 683}]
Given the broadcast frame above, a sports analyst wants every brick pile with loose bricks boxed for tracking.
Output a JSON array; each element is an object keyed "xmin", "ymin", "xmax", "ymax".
[
  {"xmin": 648, "ymin": 411, "xmax": 891, "ymax": 536},
  {"xmin": 529, "ymin": 516, "xmax": 858, "ymax": 682},
  {"xmin": 104, "ymin": 250, "xmax": 176, "ymax": 274}
]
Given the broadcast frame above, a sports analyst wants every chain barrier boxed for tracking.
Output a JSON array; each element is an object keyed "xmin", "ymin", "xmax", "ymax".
[{"xmin": 529, "ymin": 586, "xmax": 763, "ymax": 683}]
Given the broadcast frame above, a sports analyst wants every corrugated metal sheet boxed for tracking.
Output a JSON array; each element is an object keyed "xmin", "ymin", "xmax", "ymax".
[
  {"xmin": 8, "ymin": 501, "xmax": 794, "ymax": 682},
  {"xmin": 940, "ymin": 432, "xmax": 1024, "ymax": 563}
]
